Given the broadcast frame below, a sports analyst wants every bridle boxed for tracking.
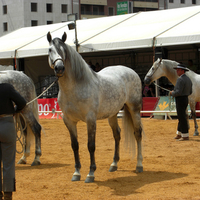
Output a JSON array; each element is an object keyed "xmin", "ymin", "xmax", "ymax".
[
  {"xmin": 146, "ymin": 60, "xmax": 162, "ymax": 78},
  {"xmin": 50, "ymin": 58, "xmax": 64, "ymax": 69}
]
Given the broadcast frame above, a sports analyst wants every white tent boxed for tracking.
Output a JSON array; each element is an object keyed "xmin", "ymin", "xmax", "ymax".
[{"xmin": 0, "ymin": 5, "xmax": 200, "ymax": 60}]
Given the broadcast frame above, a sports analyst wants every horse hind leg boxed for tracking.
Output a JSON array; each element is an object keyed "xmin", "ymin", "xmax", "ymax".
[
  {"xmin": 30, "ymin": 119, "xmax": 42, "ymax": 166},
  {"xmin": 124, "ymin": 105, "xmax": 143, "ymax": 173},
  {"xmin": 108, "ymin": 115, "xmax": 121, "ymax": 172},
  {"xmin": 191, "ymin": 107, "xmax": 199, "ymax": 136}
]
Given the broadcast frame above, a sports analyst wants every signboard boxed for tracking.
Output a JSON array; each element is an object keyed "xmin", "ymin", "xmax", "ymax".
[
  {"xmin": 38, "ymin": 98, "xmax": 63, "ymax": 119},
  {"xmin": 153, "ymin": 96, "xmax": 190, "ymax": 116},
  {"xmin": 117, "ymin": 1, "xmax": 132, "ymax": 15}
]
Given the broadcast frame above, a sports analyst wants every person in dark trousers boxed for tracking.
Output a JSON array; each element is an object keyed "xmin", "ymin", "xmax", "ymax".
[
  {"xmin": 0, "ymin": 83, "xmax": 26, "ymax": 200},
  {"xmin": 169, "ymin": 63, "xmax": 192, "ymax": 141}
]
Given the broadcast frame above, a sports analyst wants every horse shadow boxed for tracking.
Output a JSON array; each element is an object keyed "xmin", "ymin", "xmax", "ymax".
[
  {"xmin": 16, "ymin": 163, "xmax": 69, "ymax": 171},
  {"xmin": 95, "ymin": 170, "xmax": 187, "ymax": 196}
]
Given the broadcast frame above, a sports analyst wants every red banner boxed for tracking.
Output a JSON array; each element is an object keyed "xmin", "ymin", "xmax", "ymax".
[{"xmin": 38, "ymin": 98, "xmax": 63, "ymax": 119}]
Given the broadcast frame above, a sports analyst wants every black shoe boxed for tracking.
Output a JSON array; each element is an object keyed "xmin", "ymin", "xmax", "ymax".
[
  {"xmin": 174, "ymin": 135, "xmax": 181, "ymax": 139},
  {"xmin": 178, "ymin": 137, "xmax": 189, "ymax": 141},
  {"xmin": 4, "ymin": 192, "xmax": 12, "ymax": 200}
]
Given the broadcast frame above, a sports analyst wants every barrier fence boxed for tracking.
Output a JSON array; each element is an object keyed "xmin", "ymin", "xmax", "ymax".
[
  {"xmin": 38, "ymin": 97, "xmax": 200, "ymax": 120},
  {"xmin": 38, "ymin": 110, "xmax": 200, "ymax": 120}
]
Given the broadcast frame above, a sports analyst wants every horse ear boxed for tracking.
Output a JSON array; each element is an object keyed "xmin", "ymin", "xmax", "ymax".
[
  {"xmin": 62, "ymin": 32, "xmax": 67, "ymax": 42},
  {"xmin": 47, "ymin": 32, "xmax": 52, "ymax": 43}
]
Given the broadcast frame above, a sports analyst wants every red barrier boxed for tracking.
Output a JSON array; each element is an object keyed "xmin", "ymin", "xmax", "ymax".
[
  {"xmin": 38, "ymin": 97, "xmax": 159, "ymax": 119},
  {"xmin": 142, "ymin": 97, "xmax": 159, "ymax": 117}
]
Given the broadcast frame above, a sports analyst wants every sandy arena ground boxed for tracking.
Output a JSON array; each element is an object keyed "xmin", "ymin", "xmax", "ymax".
[{"xmin": 14, "ymin": 118, "xmax": 200, "ymax": 200}]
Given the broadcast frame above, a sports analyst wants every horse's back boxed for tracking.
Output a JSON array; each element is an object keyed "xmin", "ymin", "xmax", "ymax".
[
  {"xmin": 187, "ymin": 71, "xmax": 200, "ymax": 102},
  {"xmin": 0, "ymin": 70, "xmax": 36, "ymax": 100},
  {"xmin": 99, "ymin": 65, "xmax": 138, "ymax": 77},
  {"xmin": 95, "ymin": 65, "xmax": 142, "ymax": 119},
  {"xmin": 98, "ymin": 65, "xmax": 140, "ymax": 85}
]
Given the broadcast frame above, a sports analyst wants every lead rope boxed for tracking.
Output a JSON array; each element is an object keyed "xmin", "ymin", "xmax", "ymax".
[
  {"xmin": 15, "ymin": 113, "xmax": 26, "ymax": 154},
  {"xmin": 153, "ymin": 81, "xmax": 175, "ymax": 111},
  {"xmin": 16, "ymin": 77, "xmax": 59, "ymax": 153},
  {"xmin": 26, "ymin": 77, "xmax": 59, "ymax": 105}
]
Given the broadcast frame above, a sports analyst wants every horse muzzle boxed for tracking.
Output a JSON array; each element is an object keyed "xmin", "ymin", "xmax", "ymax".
[
  {"xmin": 144, "ymin": 76, "xmax": 151, "ymax": 85},
  {"xmin": 54, "ymin": 64, "xmax": 65, "ymax": 77}
]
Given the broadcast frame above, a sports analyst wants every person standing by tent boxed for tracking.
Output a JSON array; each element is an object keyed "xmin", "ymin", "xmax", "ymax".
[
  {"xmin": 88, "ymin": 61, "xmax": 96, "ymax": 71},
  {"xmin": 188, "ymin": 59, "xmax": 197, "ymax": 73},
  {"xmin": 169, "ymin": 63, "xmax": 192, "ymax": 141},
  {"xmin": 0, "ymin": 83, "xmax": 26, "ymax": 200}
]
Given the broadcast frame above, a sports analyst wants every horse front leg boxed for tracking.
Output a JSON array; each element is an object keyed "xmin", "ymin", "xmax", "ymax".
[
  {"xmin": 63, "ymin": 118, "xmax": 81, "ymax": 181},
  {"xmin": 108, "ymin": 115, "xmax": 121, "ymax": 172},
  {"xmin": 70, "ymin": 132, "xmax": 81, "ymax": 181},
  {"xmin": 85, "ymin": 120, "xmax": 96, "ymax": 183}
]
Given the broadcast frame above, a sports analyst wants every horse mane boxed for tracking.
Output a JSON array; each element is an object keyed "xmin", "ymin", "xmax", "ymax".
[
  {"xmin": 52, "ymin": 38, "xmax": 96, "ymax": 83},
  {"xmin": 162, "ymin": 59, "xmax": 179, "ymax": 68}
]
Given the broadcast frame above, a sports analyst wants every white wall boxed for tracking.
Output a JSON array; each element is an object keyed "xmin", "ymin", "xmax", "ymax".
[{"xmin": 0, "ymin": 0, "xmax": 72, "ymax": 36}]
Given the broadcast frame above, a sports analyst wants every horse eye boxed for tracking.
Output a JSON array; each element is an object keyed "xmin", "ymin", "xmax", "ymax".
[
  {"xmin": 152, "ymin": 67, "xmax": 154, "ymax": 70},
  {"xmin": 49, "ymin": 48, "xmax": 52, "ymax": 53}
]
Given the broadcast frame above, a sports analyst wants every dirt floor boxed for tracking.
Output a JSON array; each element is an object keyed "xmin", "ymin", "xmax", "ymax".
[{"xmin": 14, "ymin": 117, "xmax": 200, "ymax": 200}]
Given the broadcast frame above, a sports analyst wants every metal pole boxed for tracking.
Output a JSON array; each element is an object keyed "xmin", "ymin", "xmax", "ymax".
[
  {"xmin": 153, "ymin": 37, "xmax": 159, "ymax": 97},
  {"xmin": 74, "ymin": 15, "xmax": 78, "ymax": 52}
]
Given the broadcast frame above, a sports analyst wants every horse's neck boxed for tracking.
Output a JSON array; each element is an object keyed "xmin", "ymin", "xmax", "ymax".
[
  {"xmin": 163, "ymin": 60, "xmax": 178, "ymax": 85},
  {"xmin": 58, "ymin": 46, "xmax": 96, "ymax": 90}
]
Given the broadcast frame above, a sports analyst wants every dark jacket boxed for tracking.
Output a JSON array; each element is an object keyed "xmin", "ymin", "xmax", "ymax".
[
  {"xmin": 0, "ymin": 83, "xmax": 27, "ymax": 115},
  {"xmin": 171, "ymin": 74, "xmax": 192, "ymax": 97}
]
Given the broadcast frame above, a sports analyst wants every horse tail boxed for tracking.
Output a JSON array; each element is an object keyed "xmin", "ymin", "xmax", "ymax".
[{"xmin": 122, "ymin": 105, "xmax": 143, "ymax": 159}]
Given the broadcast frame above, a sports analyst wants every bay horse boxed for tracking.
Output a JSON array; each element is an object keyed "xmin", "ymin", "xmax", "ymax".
[
  {"xmin": 144, "ymin": 58, "xmax": 199, "ymax": 136},
  {"xmin": 47, "ymin": 32, "xmax": 143, "ymax": 183},
  {"xmin": 0, "ymin": 70, "xmax": 41, "ymax": 165}
]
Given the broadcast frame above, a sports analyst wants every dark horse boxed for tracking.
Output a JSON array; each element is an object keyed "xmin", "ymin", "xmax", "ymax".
[
  {"xmin": 47, "ymin": 32, "xmax": 143, "ymax": 183},
  {"xmin": 0, "ymin": 70, "xmax": 41, "ymax": 166}
]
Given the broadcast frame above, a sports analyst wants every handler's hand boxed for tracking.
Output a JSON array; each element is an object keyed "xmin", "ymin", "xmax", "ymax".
[{"xmin": 169, "ymin": 91, "xmax": 173, "ymax": 96}]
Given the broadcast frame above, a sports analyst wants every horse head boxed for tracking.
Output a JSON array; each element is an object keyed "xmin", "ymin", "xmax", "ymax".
[
  {"xmin": 47, "ymin": 32, "xmax": 67, "ymax": 77},
  {"xmin": 144, "ymin": 58, "xmax": 163, "ymax": 85}
]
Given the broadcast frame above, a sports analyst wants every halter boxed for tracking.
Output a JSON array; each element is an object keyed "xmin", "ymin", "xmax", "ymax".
[
  {"xmin": 147, "ymin": 60, "xmax": 162, "ymax": 78},
  {"xmin": 50, "ymin": 58, "xmax": 64, "ymax": 69}
]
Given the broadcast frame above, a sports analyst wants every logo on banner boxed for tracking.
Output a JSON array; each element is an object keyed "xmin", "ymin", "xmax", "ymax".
[
  {"xmin": 154, "ymin": 96, "xmax": 190, "ymax": 116},
  {"xmin": 38, "ymin": 98, "xmax": 62, "ymax": 119}
]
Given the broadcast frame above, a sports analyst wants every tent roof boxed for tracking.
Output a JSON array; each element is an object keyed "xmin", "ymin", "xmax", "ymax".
[{"xmin": 0, "ymin": 5, "xmax": 200, "ymax": 59}]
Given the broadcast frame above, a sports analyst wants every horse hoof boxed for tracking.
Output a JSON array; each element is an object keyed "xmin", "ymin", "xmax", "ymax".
[
  {"xmin": 136, "ymin": 166, "xmax": 143, "ymax": 173},
  {"xmin": 71, "ymin": 175, "xmax": 81, "ymax": 181},
  {"xmin": 31, "ymin": 160, "xmax": 41, "ymax": 166},
  {"xmin": 17, "ymin": 159, "xmax": 26, "ymax": 164},
  {"xmin": 193, "ymin": 132, "xmax": 199, "ymax": 136},
  {"xmin": 109, "ymin": 165, "xmax": 118, "ymax": 172},
  {"xmin": 85, "ymin": 175, "xmax": 95, "ymax": 183}
]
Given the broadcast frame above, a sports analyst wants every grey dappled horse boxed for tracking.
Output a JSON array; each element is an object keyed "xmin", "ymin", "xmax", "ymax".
[
  {"xmin": 144, "ymin": 58, "xmax": 199, "ymax": 136},
  {"xmin": 47, "ymin": 32, "xmax": 143, "ymax": 183},
  {"xmin": 0, "ymin": 70, "xmax": 41, "ymax": 165}
]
